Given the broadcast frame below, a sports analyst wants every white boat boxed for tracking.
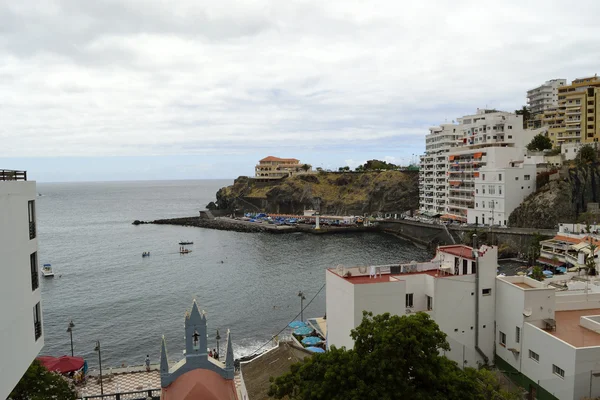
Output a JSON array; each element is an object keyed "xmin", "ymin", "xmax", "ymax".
[{"xmin": 41, "ymin": 264, "xmax": 55, "ymax": 277}]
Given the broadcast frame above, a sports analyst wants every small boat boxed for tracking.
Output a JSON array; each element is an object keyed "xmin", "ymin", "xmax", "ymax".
[
  {"xmin": 179, "ymin": 241, "xmax": 194, "ymax": 245},
  {"xmin": 142, "ymin": 252, "xmax": 151, "ymax": 258},
  {"xmin": 41, "ymin": 264, "xmax": 55, "ymax": 277},
  {"xmin": 180, "ymin": 249, "xmax": 192, "ymax": 254}
]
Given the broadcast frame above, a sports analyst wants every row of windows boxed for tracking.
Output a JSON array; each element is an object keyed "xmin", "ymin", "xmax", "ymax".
[
  {"xmin": 405, "ymin": 293, "xmax": 433, "ymax": 310},
  {"xmin": 499, "ymin": 330, "xmax": 564, "ymax": 379}
]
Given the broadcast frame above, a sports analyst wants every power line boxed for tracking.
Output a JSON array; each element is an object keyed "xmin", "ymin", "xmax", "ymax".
[{"xmin": 247, "ymin": 283, "xmax": 326, "ymax": 357}]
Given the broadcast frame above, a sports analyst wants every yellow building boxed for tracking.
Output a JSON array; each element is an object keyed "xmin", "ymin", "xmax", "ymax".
[
  {"xmin": 556, "ymin": 75, "xmax": 600, "ymax": 146},
  {"xmin": 254, "ymin": 156, "xmax": 313, "ymax": 180}
]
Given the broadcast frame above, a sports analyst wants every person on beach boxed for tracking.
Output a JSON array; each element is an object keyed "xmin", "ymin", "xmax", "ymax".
[
  {"xmin": 145, "ymin": 355, "xmax": 150, "ymax": 371},
  {"xmin": 209, "ymin": 349, "xmax": 213, "ymax": 358}
]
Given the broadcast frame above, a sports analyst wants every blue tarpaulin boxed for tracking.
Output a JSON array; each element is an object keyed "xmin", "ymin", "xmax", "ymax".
[
  {"xmin": 294, "ymin": 326, "xmax": 313, "ymax": 336},
  {"xmin": 305, "ymin": 346, "xmax": 325, "ymax": 353},
  {"xmin": 288, "ymin": 321, "xmax": 306, "ymax": 329},
  {"xmin": 301, "ymin": 336, "xmax": 322, "ymax": 345}
]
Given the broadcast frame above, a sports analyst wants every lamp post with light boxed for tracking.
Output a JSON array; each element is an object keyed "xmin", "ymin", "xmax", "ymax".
[
  {"xmin": 298, "ymin": 291, "xmax": 306, "ymax": 321},
  {"xmin": 94, "ymin": 340, "xmax": 104, "ymax": 396},
  {"xmin": 66, "ymin": 320, "xmax": 75, "ymax": 357},
  {"xmin": 216, "ymin": 329, "xmax": 221, "ymax": 361}
]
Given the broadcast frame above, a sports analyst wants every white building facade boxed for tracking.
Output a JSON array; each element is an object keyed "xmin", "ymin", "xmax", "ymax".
[
  {"xmin": 527, "ymin": 79, "xmax": 567, "ymax": 115},
  {"xmin": 496, "ymin": 275, "xmax": 600, "ymax": 400},
  {"xmin": 469, "ymin": 160, "xmax": 537, "ymax": 226},
  {"xmin": 419, "ymin": 124, "xmax": 460, "ymax": 216},
  {"xmin": 326, "ymin": 244, "xmax": 498, "ymax": 368},
  {"xmin": 0, "ymin": 170, "xmax": 44, "ymax": 399}
]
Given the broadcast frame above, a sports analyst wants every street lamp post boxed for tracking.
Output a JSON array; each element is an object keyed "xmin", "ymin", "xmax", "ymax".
[
  {"xmin": 94, "ymin": 340, "xmax": 104, "ymax": 396},
  {"xmin": 66, "ymin": 320, "xmax": 75, "ymax": 357},
  {"xmin": 298, "ymin": 291, "xmax": 306, "ymax": 321},
  {"xmin": 216, "ymin": 329, "xmax": 221, "ymax": 361}
]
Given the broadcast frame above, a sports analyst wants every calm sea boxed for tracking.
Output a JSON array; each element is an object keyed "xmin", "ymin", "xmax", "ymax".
[{"xmin": 36, "ymin": 180, "xmax": 430, "ymax": 369}]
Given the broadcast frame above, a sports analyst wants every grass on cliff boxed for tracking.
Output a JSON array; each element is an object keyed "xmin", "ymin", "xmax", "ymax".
[{"xmin": 240, "ymin": 171, "xmax": 413, "ymax": 202}]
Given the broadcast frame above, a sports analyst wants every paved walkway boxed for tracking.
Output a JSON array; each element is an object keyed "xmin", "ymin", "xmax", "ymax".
[{"xmin": 78, "ymin": 369, "xmax": 160, "ymax": 397}]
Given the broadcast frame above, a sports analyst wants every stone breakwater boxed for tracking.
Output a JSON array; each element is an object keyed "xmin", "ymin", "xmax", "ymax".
[{"xmin": 133, "ymin": 217, "xmax": 379, "ymax": 235}]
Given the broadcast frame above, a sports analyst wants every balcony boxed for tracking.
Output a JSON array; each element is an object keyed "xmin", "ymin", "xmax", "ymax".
[
  {"xmin": 29, "ymin": 221, "xmax": 36, "ymax": 240},
  {"xmin": 31, "ymin": 267, "xmax": 39, "ymax": 291},
  {"xmin": 0, "ymin": 170, "xmax": 27, "ymax": 181}
]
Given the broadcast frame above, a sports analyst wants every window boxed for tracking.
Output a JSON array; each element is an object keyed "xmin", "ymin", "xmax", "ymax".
[
  {"xmin": 516, "ymin": 326, "xmax": 521, "ymax": 343},
  {"xmin": 489, "ymin": 185, "xmax": 495, "ymax": 195},
  {"xmin": 463, "ymin": 259, "xmax": 468, "ymax": 275},
  {"xmin": 499, "ymin": 186, "xmax": 502, "ymax": 195},
  {"xmin": 529, "ymin": 350, "xmax": 539, "ymax": 362},
  {"xmin": 508, "ymin": 135, "xmax": 513, "ymax": 139},
  {"xmin": 482, "ymin": 288, "xmax": 492, "ymax": 296},
  {"xmin": 28, "ymin": 200, "xmax": 36, "ymax": 240},
  {"xmin": 524, "ymin": 175, "xmax": 531, "ymax": 181},
  {"xmin": 33, "ymin": 303, "xmax": 42, "ymax": 341},
  {"xmin": 482, "ymin": 202, "xmax": 485, "ymax": 208},
  {"xmin": 482, "ymin": 187, "xmax": 485, "ymax": 194},
  {"xmin": 482, "ymin": 174, "xmax": 486, "ymax": 180},
  {"xmin": 489, "ymin": 201, "xmax": 494, "ymax": 209},
  {"xmin": 471, "ymin": 261, "xmax": 477, "ymax": 274},
  {"xmin": 553, "ymin": 364, "xmax": 565, "ymax": 379},
  {"xmin": 406, "ymin": 293, "xmax": 414, "ymax": 308},
  {"xmin": 30, "ymin": 252, "xmax": 39, "ymax": 291},
  {"xmin": 476, "ymin": 189, "xmax": 478, "ymax": 194},
  {"xmin": 499, "ymin": 331, "xmax": 506, "ymax": 347},
  {"xmin": 508, "ymin": 125, "xmax": 513, "ymax": 129},
  {"xmin": 427, "ymin": 296, "xmax": 433, "ymax": 311}
]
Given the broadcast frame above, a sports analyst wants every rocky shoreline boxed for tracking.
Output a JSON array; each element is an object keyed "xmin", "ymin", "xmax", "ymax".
[{"xmin": 133, "ymin": 217, "xmax": 380, "ymax": 235}]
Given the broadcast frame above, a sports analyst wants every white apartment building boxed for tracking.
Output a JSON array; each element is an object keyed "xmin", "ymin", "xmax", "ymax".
[
  {"xmin": 469, "ymin": 160, "xmax": 537, "ymax": 226},
  {"xmin": 419, "ymin": 124, "xmax": 460, "ymax": 215},
  {"xmin": 0, "ymin": 170, "xmax": 44, "ymax": 399},
  {"xmin": 326, "ymin": 243, "xmax": 497, "ymax": 368},
  {"xmin": 527, "ymin": 79, "xmax": 567, "ymax": 115},
  {"xmin": 444, "ymin": 109, "xmax": 536, "ymax": 223},
  {"xmin": 496, "ymin": 275, "xmax": 600, "ymax": 400}
]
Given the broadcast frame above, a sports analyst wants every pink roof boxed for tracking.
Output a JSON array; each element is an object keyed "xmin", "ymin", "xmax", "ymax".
[
  {"xmin": 162, "ymin": 369, "xmax": 238, "ymax": 400},
  {"xmin": 259, "ymin": 156, "xmax": 300, "ymax": 162}
]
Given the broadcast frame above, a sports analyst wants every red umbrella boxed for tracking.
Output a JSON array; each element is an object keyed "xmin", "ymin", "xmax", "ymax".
[{"xmin": 37, "ymin": 356, "xmax": 84, "ymax": 374}]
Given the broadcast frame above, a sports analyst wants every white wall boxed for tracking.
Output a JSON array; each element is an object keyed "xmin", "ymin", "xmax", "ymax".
[
  {"xmin": 325, "ymin": 270, "xmax": 357, "ymax": 350},
  {"xmin": 574, "ymin": 347, "xmax": 600, "ymax": 400},
  {"xmin": 353, "ymin": 279, "xmax": 406, "ymax": 329},
  {"xmin": 0, "ymin": 181, "xmax": 44, "ymax": 399},
  {"xmin": 522, "ymin": 324, "xmax": 576, "ymax": 400}
]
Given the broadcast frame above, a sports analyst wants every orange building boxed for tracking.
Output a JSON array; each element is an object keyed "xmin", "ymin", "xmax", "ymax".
[{"xmin": 255, "ymin": 156, "xmax": 313, "ymax": 180}]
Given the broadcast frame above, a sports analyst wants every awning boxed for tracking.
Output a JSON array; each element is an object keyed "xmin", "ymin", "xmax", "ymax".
[
  {"xmin": 474, "ymin": 152, "xmax": 483, "ymax": 159},
  {"xmin": 37, "ymin": 356, "xmax": 85, "ymax": 374},
  {"xmin": 448, "ymin": 155, "xmax": 455, "ymax": 161},
  {"xmin": 474, "ymin": 172, "xmax": 480, "ymax": 177}
]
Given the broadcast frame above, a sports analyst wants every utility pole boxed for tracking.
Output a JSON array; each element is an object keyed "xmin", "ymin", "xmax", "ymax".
[{"xmin": 94, "ymin": 340, "xmax": 103, "ymax": 396}]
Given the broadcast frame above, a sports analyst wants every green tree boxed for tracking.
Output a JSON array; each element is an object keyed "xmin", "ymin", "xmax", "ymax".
[
  {"xmin": 531, "ymin": 266, "xmax": 545, "ymax": 281},
  {"xmin": 269, "ymin": 312, "xmax": 519, "ymax": 400},
  {"xmin": 527, "ymin": 233, "xmax": 544, "ymax": 266},
  {"xmin": 9, "ymin": 359, "xmax": 78, "ymax": 400},
  {"xmin": 301, "ymin": 164, "xmax": 311, "ymax": 172},
  {"xmin": 526, "ymin": 134, "xmax": 553, "ymax": 152},
  {"xmin": 577, "ymin": 144, "xmax": 598, "ymax": 165},
  {"xmin": 515, "ymin": 105, "xmax": 531, "ymax": 129}
]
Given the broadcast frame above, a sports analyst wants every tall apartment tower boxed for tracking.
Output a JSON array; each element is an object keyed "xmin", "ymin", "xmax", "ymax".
[
  {"xmin": 0, "ymin": 170, "xmax": 44, "ymax": 398},
  {"xmin": 556, "ymin": 75, "xmax": 600, "ymax": 146},
  {"xmin": 419, "ymin": 124, "xmax": 460, "ymax": 216},
  {"xmin": 444, "ymin": 109, "xmax": 536, "ymax": 225},
  {"xmin": 527, "ymin": 79, "xmax": 566, "ymax": 116}
]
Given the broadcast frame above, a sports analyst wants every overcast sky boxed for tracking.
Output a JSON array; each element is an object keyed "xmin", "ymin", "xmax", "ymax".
[{"xmin": 2, "ymin": 0, "xmax": 599, "ymax": 181}]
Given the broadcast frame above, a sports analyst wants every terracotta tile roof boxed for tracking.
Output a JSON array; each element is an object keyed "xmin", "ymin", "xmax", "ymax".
[
  {"xmin": 548, "ymin": 309, "xmax": 600, "ymax": 348},
  {"xmin": 438, "ymin": 245, "xmax": 476, "ymax": 260},
  {"xmin": 259, "ymin": 156, "xmax": 300, "ymax": 162},
  {"xmin": 553, "ymin": 235, "xmax": 583, "ymax": 244}
]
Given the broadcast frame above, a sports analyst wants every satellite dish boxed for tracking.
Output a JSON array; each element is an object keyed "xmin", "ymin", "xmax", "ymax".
[
  {"xmin": 523, "ymin": 308, "xmax": 532, "ymax": 317},
  {"xmin": 336, "ymin": 264, "xmax": 344, "ymax": 275},
  {"xmin": 358, "ymin": 266, "xmax": 367, "ymax": 274}
]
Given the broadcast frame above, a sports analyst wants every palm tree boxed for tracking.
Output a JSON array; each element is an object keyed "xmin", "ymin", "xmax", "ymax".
[{"xmin": 515, "ymin": 105, "xmax": 531, "ymax": 129}]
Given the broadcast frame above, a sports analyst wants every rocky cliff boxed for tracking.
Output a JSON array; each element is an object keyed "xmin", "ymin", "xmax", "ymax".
[
  {"xmin": 208, "ymin": 171, "xmax": 419, "ymax": 215},
  {"xmin": 509, "ymin": 165, "xmax": 600, "ymax": 228}
]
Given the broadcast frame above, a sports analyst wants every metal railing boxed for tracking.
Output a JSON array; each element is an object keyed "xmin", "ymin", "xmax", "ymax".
[
  {"xmin": 79, "ymin": 389, "xmax": 161, "ymax": 400},
  {"xmin": 29, "ymin": 221, "xmax": 36, "ymax": 240},
  {"xmin": 0, "ymin": 169, "xmax": 27, "ymax": 181},
  {"xmin": 31, "ymin": 266, "xmax": 39, "ymax": 291},
  {"xmin": 34, "ymin": 321, "xmax": 42, "ymax": 340}
]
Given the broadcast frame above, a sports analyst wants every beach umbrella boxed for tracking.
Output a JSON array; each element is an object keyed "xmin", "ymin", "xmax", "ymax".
[
  {"xmin": 305, "ymin": 346, "xmax": 325, "ymax": 353},
  {"xmin": 294, "ymin": 326, "xmax": 312, "ymax": 336},
  {"xmin": 288, "ymin": 321, "xmax": 306, "ymax": 329},
  {"xmin": 301, "ymin": 336, "xmax": 322, "ymax": 345}
]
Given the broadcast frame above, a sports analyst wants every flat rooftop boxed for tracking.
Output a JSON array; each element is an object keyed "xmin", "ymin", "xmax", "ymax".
[
  {"xmin": 513, "ymin": 282, "xmax": 535, "ymax": 289},
  {"xmin": 549, "ymin": 308, "xmax": 600, "ymax": 347},
  {"xmin": 328, "ymin": 268, "xmax": 447, "ymax": 285}
]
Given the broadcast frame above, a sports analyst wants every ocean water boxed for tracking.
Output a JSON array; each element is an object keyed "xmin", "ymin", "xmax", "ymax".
[{"xmin": 35, "ymin": 180, "xmax": 430, "ymax": 369}]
